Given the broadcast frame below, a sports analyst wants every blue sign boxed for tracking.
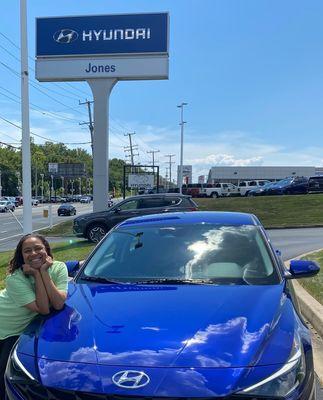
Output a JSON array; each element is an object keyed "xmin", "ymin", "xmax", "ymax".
[{"xmin": 36, "ymin": 13, "xmax": 168, "ymax": 57}]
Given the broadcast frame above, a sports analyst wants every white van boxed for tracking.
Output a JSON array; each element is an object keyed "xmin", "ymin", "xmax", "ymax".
[{"xmin": 238, "ymin": 180, "xmax": 271, "ymax": 196}]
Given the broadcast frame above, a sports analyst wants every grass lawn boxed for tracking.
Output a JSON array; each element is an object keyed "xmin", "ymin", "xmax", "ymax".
[
  {"xmin": 0, "ymin": 241, "xmax": 95, "ymax": 290},
  {"xmin": 300, "ymin": 250, "xmax": 323, "ymax": 305},
  {"xmin": 196, "ymin": 193, "xmax": 323, "ymax": 228}
]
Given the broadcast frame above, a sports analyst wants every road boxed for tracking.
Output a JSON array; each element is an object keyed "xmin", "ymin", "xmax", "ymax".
[{"xmin": 0, "ymin": 203, "xmax": 92, "ymax": 251}]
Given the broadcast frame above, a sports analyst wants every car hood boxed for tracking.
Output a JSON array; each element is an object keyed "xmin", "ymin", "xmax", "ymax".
[{"xmin": 18, "ymin": 282, "xmax": 294, "ymax": 369}]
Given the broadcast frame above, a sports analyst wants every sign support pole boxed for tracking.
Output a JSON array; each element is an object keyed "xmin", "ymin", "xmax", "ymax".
[{"xmin": 87, "ymin": 78, "xmax": 117, "ymax": 212}]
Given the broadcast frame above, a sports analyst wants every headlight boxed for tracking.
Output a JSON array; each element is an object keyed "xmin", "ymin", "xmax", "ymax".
[
  {"xmin": 237, "ymin": 333, "xmax": 306, "ymax": 397},
  {"xmin": 5, "ymin": 345, "xmax": 37, "ymax": 384}
]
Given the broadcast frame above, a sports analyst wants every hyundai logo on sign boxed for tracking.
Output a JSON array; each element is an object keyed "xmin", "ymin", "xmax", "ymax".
[
  {"xmin": 36, "ymin": 13, "xmax": 168, "ymax": 57},
  {"xmin": 112, "ymin": 370, "xmax": 150, "ymax": 389},
  {"xmin": 53, "ymin": 29, "xmax": 79, "ymax": 44}
]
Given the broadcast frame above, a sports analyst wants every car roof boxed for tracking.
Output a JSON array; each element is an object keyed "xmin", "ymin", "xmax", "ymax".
[
  {"xmin": 118, "ymin": 211, "xmax": 260, "ymax": 228},
  {"xmin": 122, "ymin": 193, "xmax": 192, "ymax": 200}
]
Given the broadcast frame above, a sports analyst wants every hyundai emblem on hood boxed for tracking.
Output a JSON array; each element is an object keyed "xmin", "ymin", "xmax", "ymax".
[
  {"xmin": 53, "ymin": 29, "xmax": 79, "ymax": 44},
  {"xmin": 112, "ymin": 370, "xmax": 150, "ymax": 389}
]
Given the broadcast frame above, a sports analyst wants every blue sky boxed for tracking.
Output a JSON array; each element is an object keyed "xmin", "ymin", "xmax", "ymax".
[{"xmin": 1, "ymin": 0, "xmax": 323, "ymax": 181}]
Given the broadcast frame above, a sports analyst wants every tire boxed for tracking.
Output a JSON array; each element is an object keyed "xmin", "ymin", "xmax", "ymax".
[
  {"xmin": 211, "ymin": 192, "xmax": 218, "ymax": 198},
  {"xmin": 87, "ymin": 223, "xmax": 108, "ymax": 243}
]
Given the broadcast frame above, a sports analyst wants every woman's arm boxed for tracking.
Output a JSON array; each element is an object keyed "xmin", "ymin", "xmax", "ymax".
[
  {"xmin": 40, "ymin": 257, "xmax": 67, "ymax": 310},
  {"xmin": 23, "ymin": 266, "xmax": 50, "ymax": 315}
]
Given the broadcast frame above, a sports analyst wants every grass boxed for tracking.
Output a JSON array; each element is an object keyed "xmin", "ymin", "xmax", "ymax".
[
  {"xmin": 0, "ymin": 241, "xmax": 95, "ymax": 290},
  {"xmin": 299, "ymin": 250, "xmax": 323, "ymax": 305},
  {"xmin": 39, "ymin": 220, "xmax": 74, "ymax": 236},
  {"xmin": 195, "ymin": 193, "xmax": 323, "ymax": 228}
]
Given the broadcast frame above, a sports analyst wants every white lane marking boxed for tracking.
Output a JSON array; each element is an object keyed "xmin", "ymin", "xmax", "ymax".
[
  {"xmin": 0, "ymin": 231, "xmax": 7, "ymax": 233},
  {"xmin": 3, "ymin": 222, "xmax": 16, "ymax": 225}
]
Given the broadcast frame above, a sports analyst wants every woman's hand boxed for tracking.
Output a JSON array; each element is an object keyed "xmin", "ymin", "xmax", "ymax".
[
  {"xmin": 22, "ymin": 264, "xmax": 40, "ymax": 277},
  {"xmin": 41, "ymin": 256, "xmax": 53, "ymax": 272}
]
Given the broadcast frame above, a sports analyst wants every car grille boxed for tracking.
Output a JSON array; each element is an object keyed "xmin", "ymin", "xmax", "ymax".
[{"xmin": 11, "ymin": 382, "xmax": 276, "ymax": 400}]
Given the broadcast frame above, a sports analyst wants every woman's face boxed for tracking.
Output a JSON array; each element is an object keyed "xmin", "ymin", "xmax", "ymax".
[{"xmin": 21, "ymin": 237, "xmax": 48, "ymax": 268}]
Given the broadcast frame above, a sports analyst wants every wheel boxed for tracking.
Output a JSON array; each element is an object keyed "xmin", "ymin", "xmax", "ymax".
[
  {"xmin": 211, "ymin": 192, "xmax": 218, "ymax": 198},
  {"xmin": 87, "ymin": 224, "xmax": 108, "ymax": 243}
]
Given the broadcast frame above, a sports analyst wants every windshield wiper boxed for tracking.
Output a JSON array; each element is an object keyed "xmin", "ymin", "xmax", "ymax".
[
  {"xmin": 132, "ymin": 278, "xmax": 213, "ymax": 285},
  {"xmin": 80, "ymin": 275, "xmax": 121, "ymax": 284}
]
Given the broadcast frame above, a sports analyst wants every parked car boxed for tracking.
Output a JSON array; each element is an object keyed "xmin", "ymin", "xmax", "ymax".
[
  {"xmin": 0, "ymin": 201, "xmax": 8, "ymax": 213},
  {"xmin": 266, "ymin": 177, "xmax": 309, "ymax": 195},
  {"xmin": 248, "ymin": 181, "xmax": 277, "ymax": 196},
  {"xmin": 6, "ymin": 211, "xmax": 319, "ymax": 400},
  {"xmin": 31, "ymin": 198, "xmax": 39, "ymax": 206},
  {"xmin": 237, "ymin": 180, "xmax": 271, "ymax": 196},
  {"xmin": 0, "ymin": 200, "xmax": 15, "ymax": 211},
  {"xmin": 4, "ymin": 196, "xmax": 19, "ymax": 207},
  {"xmin": 200, "ymin": 182, "xmax": 239, "ymax": 198},
  {"xmin": 73, "ymin": 193, "xmax": 198, "ymax": 243},
  {"xmin": 308, "ymin": 175, "xmax": 323, "ymax": 193},
  {"xmin": 57, "ymin": 203, "xmax": 76, "ymax": 216},
  {"xmin": 80, "ymin": 196, "xmax": 91, "ymax": 203}
]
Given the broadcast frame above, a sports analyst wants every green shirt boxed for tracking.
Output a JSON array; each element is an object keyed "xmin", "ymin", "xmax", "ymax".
[{"xmin": 0, "ymin": 260, "xmax": 68, "ymax": 340}]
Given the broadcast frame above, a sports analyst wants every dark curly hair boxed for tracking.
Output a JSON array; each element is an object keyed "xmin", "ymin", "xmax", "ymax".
[{"xmin": 8, "ymin": 233, "xmax": 53, "ymax": 274}]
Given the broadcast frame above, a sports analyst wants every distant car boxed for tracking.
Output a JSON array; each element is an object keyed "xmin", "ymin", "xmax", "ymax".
[
  {"xmin": 4, "ymin": 196, "xmax": 19, "ymax": 207},
  {"xmin": 308, "ymin": 175, "xmax": 323, "ymax": 193},
  {"xmin": 57, "ymin": 203, "xmax": 76, "ymax": 216},
  {"xmin": 80, "ymin": 196, "xmax": 91, "ymax": 203},
  {"xmin": 0, "ymin": 200, "xmax": 15, "ymax": 211},
  {"xmin": 6, "ymin": 211, "xmax": 319, "ymax": 400},
  {"xmin": 0, "ymin": 201, "xmax": 8, "ymax": 213},
  {"xmin": 31, "ymin": 198, "xmax": 39, "ymax": 206},
  {"xmin": 237, "ymin": 180, "xmax": 271, "ymax": 196},
  {"xmin": 73, "ymin": 193, "xmax": 198, "ymax": 243},
  {"xmin": 266, "ymin": 177, "xmax": 309, "ymax": 195},
  {"xmin": 248, "ymin": 181, "xmax": 276, "ymax": 196}
]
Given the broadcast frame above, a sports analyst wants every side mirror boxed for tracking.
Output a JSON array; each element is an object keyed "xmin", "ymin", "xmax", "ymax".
[
  {"xmin": 285, "ymin": 259, "xmax": 320, "ymax": 279},
  {"xmin": 65, "ymin": 260, "xmax": 81, "ymax": 278}
]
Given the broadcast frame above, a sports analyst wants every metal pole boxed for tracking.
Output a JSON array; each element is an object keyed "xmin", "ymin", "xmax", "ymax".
[
  {"xmin": 20, "ymin": 0, "xmax": 32, "ymax": 233},
  {"xmin": 40, "ymin": 173, "xmax": 44, "ymax": 203},
  {"xmin": 177, "ymin": 102, "xmax": 188, "ymax": 194},
  {"xmin": 61, "ymin": 176, "xmax": 64, "ymax": 195},
  {"xmin": 0, "ymin": 170, "xmax": 2, "ymax": 197}
]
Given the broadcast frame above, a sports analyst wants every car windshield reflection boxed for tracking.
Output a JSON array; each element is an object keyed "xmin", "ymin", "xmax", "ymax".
[{"xmin": 79, "ymin": 224, "xmax": 280, "ymax": 286}]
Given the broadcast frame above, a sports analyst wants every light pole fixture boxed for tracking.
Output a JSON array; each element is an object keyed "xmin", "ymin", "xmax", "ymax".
[{"xmin": 177, "ymin": 102, "xmax": 188, "ymax": 194}]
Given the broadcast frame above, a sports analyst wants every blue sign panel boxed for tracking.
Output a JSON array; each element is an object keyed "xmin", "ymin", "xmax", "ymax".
[{"xmin": 36, "ymin": 13, "xmax": 168, "ymax": 57}]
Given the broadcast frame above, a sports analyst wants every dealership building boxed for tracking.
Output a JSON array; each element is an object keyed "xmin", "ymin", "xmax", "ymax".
[{"xmin": 207, "ymin": 166, "xmax": 321, "ymax": 184}]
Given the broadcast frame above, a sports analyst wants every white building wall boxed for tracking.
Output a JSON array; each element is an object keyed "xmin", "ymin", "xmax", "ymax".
[{"xmin": 208, "ymin": 166, "xmax": 316, "ymax": 184}]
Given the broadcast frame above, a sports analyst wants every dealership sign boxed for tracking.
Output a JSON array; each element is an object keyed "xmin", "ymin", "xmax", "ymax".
[
  {"xmin": 128, "ymin": 174, "xmax": 154, "ymax": 189},
  {"xmin": 36, "ymin": 13, "xmax": 169, "ymax": 81}
]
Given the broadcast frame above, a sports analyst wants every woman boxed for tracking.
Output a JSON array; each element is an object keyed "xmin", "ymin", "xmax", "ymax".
[{"xmin": 0, "ymin": 233, "xmax": 68, "ymax": 399}]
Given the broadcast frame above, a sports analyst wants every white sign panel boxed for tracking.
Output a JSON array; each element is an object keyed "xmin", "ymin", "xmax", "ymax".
[
  {"xmin": 36, "ymin": 56, "xmax": 168, "ymax": 81},
  {"xmin": 48, "ymin": 163, "xmax": 58, "ymax": 173},
  {"xmin": 128, "ymin": 174, "xmax": 154, "ymax": 189}
]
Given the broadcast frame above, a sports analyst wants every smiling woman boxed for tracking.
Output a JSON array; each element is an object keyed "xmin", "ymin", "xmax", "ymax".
[{"xmin": 0, "ymin": 233, "xmax": 68, "ymax": 399}]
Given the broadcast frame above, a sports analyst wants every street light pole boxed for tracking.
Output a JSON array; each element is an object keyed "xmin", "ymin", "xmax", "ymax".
[
  {"xmin": 61, "ymin": 176, "xmax": 64, "ymax": 195},
  {"xmin": 177, "ymin": 102, "xmax": 188, "ymax": 194},
  {"xmin": 40, "ymin": 173, "xmax": 44, "ymax": 203}
]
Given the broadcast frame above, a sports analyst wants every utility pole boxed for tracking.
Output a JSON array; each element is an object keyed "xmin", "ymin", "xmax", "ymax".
[
  {"xmin": 165, "ymin": 154, "xmax": 175, "ymax": 189},
  {"xmin": 0, "ymin": 170, "xmax": 2, "ymax": 197},
  {"xmin": 79, "ymin": 99, "xmax": 94, "ymax": 154},
  {"xmin": 147, "ymin": 150, "xmax": 160, "ymax": 166},
  {"xmin": 124, "ymin": 132, "xmax": 139, "ymax": 165},
  {"xmin": 177, "ymin": 102, "xmax": 188, "ymax": 194}
]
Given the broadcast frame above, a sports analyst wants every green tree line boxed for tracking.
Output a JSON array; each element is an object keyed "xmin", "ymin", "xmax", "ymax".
[{"xmin": 0, "ymin": 142, "xmax": 126, "ymax": 196}]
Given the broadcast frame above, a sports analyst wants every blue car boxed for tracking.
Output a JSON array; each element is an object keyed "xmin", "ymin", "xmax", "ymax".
[{"xmin": 5, "ymin": 212, "xmax": 319, "ymax": 399}]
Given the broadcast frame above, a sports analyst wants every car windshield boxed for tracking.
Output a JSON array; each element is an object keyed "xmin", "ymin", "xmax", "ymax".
[{"xmin": 79, "ymin": 223, "xmax": 279, "ymax": 285}]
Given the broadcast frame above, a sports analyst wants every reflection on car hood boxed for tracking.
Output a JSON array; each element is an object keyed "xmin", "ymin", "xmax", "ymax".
[{"xmin": 18, "ymin": 282, "xmax": 294, "ymax": 369}]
